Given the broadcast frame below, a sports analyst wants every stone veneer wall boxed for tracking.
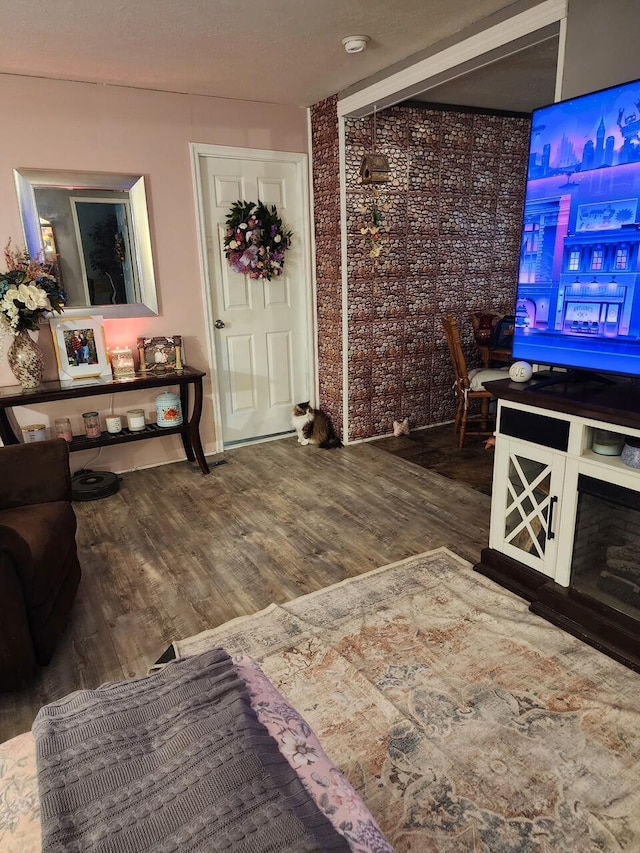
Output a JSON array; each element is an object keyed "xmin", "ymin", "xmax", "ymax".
[
  {"xmin": 345, "ymin": 104, "xmax": 530, "ymax": 440},
  {"xmin": 310, "ymin": 99, "xmax": 529, "ymax": 442},
  {"xmin": 310, "ymin": 95, "xmax": 343, "ymax": 433}
]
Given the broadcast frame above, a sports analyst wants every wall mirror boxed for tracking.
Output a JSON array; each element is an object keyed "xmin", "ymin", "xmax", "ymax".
[{"xmin": 13, "ymin": 169, "xmax": 159, "ymax": 318}]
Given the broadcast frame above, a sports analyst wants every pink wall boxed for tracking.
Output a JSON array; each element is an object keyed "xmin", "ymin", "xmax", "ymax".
[{"xmin": 0, "ymin": 74, "xmax": 307, "ymax": 471}]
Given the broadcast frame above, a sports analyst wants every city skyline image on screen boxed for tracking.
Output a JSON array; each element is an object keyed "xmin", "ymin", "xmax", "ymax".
[{"xmin": 513, "ymin": 77, "xmax": 640, "ymax": 378}]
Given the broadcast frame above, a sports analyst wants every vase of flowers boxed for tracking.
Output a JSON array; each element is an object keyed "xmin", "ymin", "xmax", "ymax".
[
  {"xmin": 7, "ymin": 329, "xmax": 46, "ymax": 390},
  {"xmin": 223, "ymin": 201, "xmax": 292, "ymax": 281},
  {"xmin": 1, "ymin": 240, "xmax": 65, "ymax": 389}
]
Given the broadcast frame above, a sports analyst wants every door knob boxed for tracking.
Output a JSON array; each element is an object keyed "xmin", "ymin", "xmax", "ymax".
[{"xmin": 214, "ymin": 319, "xmax": 225, "ymax": 329}]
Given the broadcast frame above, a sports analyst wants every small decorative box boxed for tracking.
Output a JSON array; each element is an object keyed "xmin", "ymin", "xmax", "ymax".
[{"xmin": 156, "ymin": 392, "xmax": 183, "ymax": 428}]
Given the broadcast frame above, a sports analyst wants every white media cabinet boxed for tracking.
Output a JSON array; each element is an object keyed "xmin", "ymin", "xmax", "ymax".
[{"xmin": 475, "ymin": 375, "xmax": 640, "ymax": 672}]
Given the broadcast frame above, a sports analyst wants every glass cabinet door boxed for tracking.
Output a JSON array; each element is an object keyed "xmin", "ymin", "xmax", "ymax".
[{"xmin": 491, "ymin": 439, "xmax": 565, "ymax": 576}]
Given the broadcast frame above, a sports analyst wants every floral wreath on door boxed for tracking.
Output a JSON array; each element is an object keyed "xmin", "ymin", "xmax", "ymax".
[{"xmin": 223, "ymin": 201, "xmax": 293, "ymax": 281}]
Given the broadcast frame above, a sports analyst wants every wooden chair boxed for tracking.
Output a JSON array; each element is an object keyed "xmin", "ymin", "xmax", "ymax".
[{"xmin": 441, "ymin": 314, "xmax": 499, "ymax": 448}]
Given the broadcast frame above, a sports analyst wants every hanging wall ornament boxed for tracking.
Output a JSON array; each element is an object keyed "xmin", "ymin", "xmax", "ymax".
[
  {"xmin": 359, "ymin": 106, "xmax": 390, "ymax": 185},
  {"xmin": 358, "ymin": 189, "xmax": 390, "ymax": 272},
  {"xmin": 357, "ymin": 106, "xmax": 391, "ymax": 271}
]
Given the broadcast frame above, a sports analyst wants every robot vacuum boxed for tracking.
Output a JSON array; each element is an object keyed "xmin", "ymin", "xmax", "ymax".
[{"xmin": 71, "ymin": 469, "xmax": 121, "ymax": 502}]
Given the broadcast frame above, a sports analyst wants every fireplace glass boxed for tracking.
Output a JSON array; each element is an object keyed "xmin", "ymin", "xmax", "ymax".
[{"xmin": 571, "ymin": 475, "xmax": 640, "ymax": 621}]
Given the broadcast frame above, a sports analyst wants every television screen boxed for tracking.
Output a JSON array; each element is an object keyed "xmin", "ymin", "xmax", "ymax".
[{"xmin": 512, "ymin": 77, "xmax": 640, "ymax": 377}]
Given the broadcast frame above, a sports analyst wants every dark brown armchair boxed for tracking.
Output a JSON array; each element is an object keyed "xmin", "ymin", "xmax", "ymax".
[{"xmin": 0, "ymin": 439, "xmax": 81, "ymax": 690}]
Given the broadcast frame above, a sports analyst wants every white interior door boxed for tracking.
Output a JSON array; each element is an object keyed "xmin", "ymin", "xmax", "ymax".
[{"xmin": 199, "ymin": 152, "xmax": 311, "ymax": 445}]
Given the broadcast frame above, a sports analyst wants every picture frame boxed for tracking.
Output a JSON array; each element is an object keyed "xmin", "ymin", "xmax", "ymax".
[
  {"xmin": 49, "ymin": 315, "xmax": 113, "ymax": 382},
  {"xmin": 137, "ymin": 335, "xmax": 184, "ymax": 373}
]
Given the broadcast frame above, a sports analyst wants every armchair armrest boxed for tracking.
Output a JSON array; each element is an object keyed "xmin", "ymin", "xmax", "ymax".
[{"xmin": 0, "ymin": 439, "xmax": 72, "ymax": 510}]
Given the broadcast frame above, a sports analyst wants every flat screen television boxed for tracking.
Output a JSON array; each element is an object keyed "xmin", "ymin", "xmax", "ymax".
[{"xmin": 512, "ymin": 76, "xmax": 640, "ymax": 380}]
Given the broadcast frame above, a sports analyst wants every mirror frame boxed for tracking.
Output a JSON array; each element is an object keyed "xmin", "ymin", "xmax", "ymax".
[{"xmin": 13, "ymin": 168, "xmax": 159, "ymax": 319}]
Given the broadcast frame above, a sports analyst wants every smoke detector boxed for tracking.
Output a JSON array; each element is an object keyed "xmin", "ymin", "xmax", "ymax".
[{"xmin": 342, "ymin": 35, "xmax": 369, "ymax": 54}]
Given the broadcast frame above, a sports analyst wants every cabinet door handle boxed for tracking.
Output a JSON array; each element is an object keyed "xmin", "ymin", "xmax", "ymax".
[{"xmin": 548, "ymin": 495, "xmax": 558, "ymax": 540}]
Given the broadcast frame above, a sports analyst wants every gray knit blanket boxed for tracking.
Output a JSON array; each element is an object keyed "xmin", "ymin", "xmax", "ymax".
[{"xmin": 32, "ymin": 649, "xmax": 350, "ymax": 852}]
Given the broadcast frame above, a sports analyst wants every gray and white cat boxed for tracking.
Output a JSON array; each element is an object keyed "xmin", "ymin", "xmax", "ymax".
[{"xmin": 292, "ymin": 402, "xmax": 343, "ymax": 449}]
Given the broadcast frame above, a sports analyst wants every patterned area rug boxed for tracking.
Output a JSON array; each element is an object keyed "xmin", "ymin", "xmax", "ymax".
[{"xmin": 175, "ymin": 547, "xmax": 640, "ymax": 853}]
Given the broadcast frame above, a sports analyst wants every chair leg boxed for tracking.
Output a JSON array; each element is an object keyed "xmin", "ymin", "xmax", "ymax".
[
  {"xmin": 454, "ymin": 399, "xmax": 463, "ymax": 434},
  {"xmin": 459, "ymin": 404, "xmax": 469, "ymax": 448}
]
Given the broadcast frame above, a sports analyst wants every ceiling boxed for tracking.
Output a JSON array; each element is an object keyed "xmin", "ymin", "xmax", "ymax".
[
  {"xmin": 413, "ymin": 36, "xmax": 559, "ymax": 113},
  {"xmin": 0, "ymin": 0, "xmax": 542, "ymax": 109}
]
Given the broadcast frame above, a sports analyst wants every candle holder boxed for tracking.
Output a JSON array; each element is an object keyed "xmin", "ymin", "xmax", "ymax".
[
  {"xmin": 105, "ymin": 415, "xmax": 122, "ymax": 434},
  {"xmin": 138, "ymin": 344, "xmax": 148, "ymax": 372},
  {"xmin": 54, "ymin": 417, "xmax": 73, "ymax": 442},
  {"xmin": 111, "ymin": 347, "xmax": 136, "ymax": 379},
  {"xmin": 22, "ymin": 424, "xmax": 47, "ymax": 442},
  {"xmin": 82, "ymin": 412, "xmax": 101, "ymax": 439},
  {"xmin": 127, "ymin": 409, "xmax": 146, "ymax": 431}
]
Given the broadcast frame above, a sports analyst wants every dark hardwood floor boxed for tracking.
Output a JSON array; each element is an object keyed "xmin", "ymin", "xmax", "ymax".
[
  {"xmin": 0, "ymin": 437, "xmax": 491, "ymax": 742},
  {"xmin": 371, "ymin": 423, "xmax": 496, "ymax": 495}
]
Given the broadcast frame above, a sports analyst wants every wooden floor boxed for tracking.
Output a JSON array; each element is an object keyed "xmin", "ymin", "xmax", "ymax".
[
  {"xmin": 0, "ymin": 437, "xmax": 491, "ymax": 742},
  {"xmin": 371, "ymin": 422, "xmax": 495, "ymax": 496}
]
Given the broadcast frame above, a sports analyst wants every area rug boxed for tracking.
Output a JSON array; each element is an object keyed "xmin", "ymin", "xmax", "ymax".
[{"xmin": 175, "ymin": 547, "xmax": 640, "ymax": 852}]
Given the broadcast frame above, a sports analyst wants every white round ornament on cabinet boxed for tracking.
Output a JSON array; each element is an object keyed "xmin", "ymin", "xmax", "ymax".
[{"xmin": 509, "ymin": 360, "xmax": 533, "ymax": 382}]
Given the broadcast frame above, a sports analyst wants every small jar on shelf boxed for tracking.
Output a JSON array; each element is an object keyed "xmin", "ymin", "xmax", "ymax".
[
  {"xmin": 591, "ymin": 429, "xmax": 624, "ymax": 456},
  {"xmin": 82, "ymin": 412, "xmax": 101, "ymax": 439},
  {"xmin": 54, "ymin": 417, "xmax": 73, "ymax": 442},
  {"xmin": 621, "ymin": 437, "xmax": 640, "ymax": 469},
  {"xmin": 126, "ymin": 409, "xmax": 146, "ymax": 431},
  {"xmin": 156, "ymin": 392, "xmax": 183, "ymax": 427},
  {"xmin": 105, "ymin": 415, "xmax": 122, "ymax": 434}
]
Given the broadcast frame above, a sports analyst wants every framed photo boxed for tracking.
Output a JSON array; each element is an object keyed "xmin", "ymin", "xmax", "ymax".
[
  {"xmin": 137, "ymin": 335, "xmax": 184, "ymax": 373},
  {"xmin": 50, "ymin": 315, "xmax": 113, "ymax": 382}
]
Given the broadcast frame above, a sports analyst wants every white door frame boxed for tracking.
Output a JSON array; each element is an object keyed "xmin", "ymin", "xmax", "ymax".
[{"xmin": 190, "ymin": 143, "xmax": 316, "ymax": 453}]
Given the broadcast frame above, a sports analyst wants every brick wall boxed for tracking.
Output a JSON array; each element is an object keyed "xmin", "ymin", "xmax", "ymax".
[
  {"xmin": 310, "ymin": 95, "xmax": 343, "ymax": 433},
  {"xmin": 311, "ymin": 99, "xmax": 530, "ymax": 441}
]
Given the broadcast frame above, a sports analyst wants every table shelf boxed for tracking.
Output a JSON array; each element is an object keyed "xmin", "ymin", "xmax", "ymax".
[
  {"xmin": 68, "ymin": 423, "xmax": 185, "ymax": 452},
  {"xmin": 0, "ymin": 366, "xmax": 210, "ymax": 474}
]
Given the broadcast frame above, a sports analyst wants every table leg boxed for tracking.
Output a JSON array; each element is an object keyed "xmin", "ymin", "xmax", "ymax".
[
  {"xmin": 0, "ymin": 408, "xmax": 20, "ymax": 445},
  {"xmin": 179, "ymin": 384, "xmax": 195, "ymax": 462},
  {"xmin": 187, "ymin": 377, "xmax": 210, "ymax": 475}
]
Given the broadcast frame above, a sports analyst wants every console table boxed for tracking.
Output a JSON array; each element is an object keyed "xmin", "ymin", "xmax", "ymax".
[{"xmin": 0, "ymin": 366, "xmax": 210, "ymax": 475}]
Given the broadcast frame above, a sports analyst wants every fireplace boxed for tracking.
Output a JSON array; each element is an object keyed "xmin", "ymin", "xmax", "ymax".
[
  {"xmin": 475, "ymin": 377, "xmax": 640, "ymax": 672},
  {"xmin": 571, "ymin": 475, "xmax": 640, "ymax": 623}
]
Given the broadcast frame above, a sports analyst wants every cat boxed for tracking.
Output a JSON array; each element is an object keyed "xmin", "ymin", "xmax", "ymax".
[{"xmin": 292, "ymin": 402, "xmax": 343, "ymax": 449}]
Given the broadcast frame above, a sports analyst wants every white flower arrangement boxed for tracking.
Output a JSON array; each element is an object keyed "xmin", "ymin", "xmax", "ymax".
[{"xmin": 0, "ymin": 240, "xmax": 65, "ymax": 335}]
